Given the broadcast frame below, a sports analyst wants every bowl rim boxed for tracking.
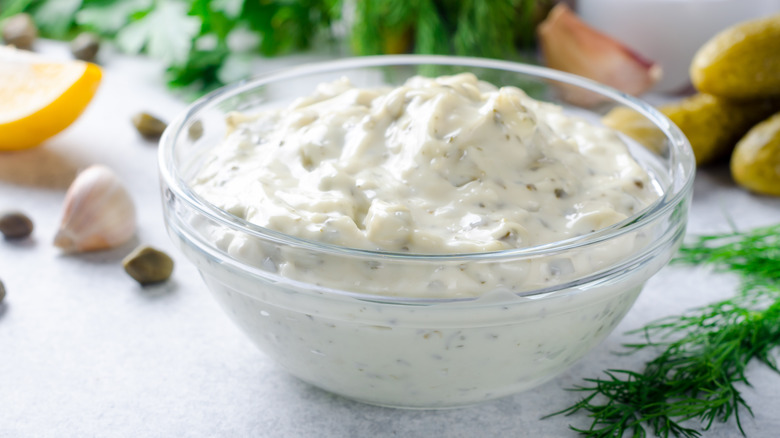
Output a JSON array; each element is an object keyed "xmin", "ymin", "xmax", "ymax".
[{"xmin": 159, "ymin": 54, "xmax": 695, "ymax": 264}]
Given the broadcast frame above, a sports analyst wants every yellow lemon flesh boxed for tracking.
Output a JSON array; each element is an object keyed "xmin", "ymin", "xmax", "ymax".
[{"xmin": 0, "ymin": 46, "xmax": 102, "ymax": 151}]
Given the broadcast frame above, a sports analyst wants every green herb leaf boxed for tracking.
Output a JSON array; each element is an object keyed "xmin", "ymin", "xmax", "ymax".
[
  {"xmin": 10, "ymin": 0, "xmax": 537, "ymax": 92},
  {"xmin": 217, "ymin": 51, "xmax": 251, "ymax": 84},
  {"xmin": 351, "ymin": 0, "xmax": 537, "ymax": 58},
  {"xmin": 33, "ymin": 0, "xmax": 82, "ymax": 38},
  {"xmin": 165, "ymin": 42, "xmax": 228, "ymax": 94},
  {"xmin": 674, "ymin": 224, "xmax": 780, "ymax": 291},
  {"xmin": 453, "ymin": 0, "xmax": 517, "ymax": 59},
  {"xmin": 211, "ymin": 0, "xmax": 243, "ymax": 20},
  {"xmin": 0, "ymin": 0, "xmax": 36, "ymax": 20},
  {"xmin": 75, "ymin": 0, "xmax": 151, "ymax": 35},
  {"xmin": 414, "ymin": 0, "xmax": 449, "ymax": 55},
  {"xmin": 242, "ymin": 0, "xmax": 336, "ymax": 57},
  {"xmin": 548, "ymin": 224, "xmax": 780, "ymax": 437},
  {"xmin": 115, "ymin": 1, "xmax": 200, "ymax": 66}
]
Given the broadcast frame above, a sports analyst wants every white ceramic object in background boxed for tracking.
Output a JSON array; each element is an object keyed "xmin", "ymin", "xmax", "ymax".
[{"xmin": 578, "ymin": 0, "xmax": 779, "ymax": 94}]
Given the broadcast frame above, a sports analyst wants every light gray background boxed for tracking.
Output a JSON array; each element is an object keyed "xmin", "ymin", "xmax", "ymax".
[{"xmin": 1, "ymin": 42, "xmax": 779, "ymax": 437}]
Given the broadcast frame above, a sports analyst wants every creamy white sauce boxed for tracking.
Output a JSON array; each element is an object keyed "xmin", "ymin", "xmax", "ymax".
[
  {"xmin": 193, "ymin": 73, "xmax": 657, "ymax": 255},
  {"xmin": 182, "ymin": 73, "xmax": 669, "ymax": 407}
]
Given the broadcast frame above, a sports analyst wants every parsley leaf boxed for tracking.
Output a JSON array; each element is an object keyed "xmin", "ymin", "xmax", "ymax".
[
  {"xmin": 116, "ymin": 1, "xmax": 200, "ymax": 66},
  {"xmin": 0, "ymin": 0, "xmax": 36, "ymax": 20},
  {"xmin": 75, "ymin": 0, "xmax": 151, "ymax": 35},
  {"xmin": 211, "ymin": 0, "xmax": 243, "ymax": 20},
  {"xmin": 33, "ymin": 0, "xmax": 82, "ymax": 38}
]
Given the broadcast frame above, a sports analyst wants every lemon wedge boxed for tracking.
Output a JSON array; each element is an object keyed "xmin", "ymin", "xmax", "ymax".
[{"xmin": 0, "ymin": 46, "xmax": 102, "ymax": 151}]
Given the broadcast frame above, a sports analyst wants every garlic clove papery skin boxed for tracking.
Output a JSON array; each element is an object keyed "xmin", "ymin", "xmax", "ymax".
[
  {"xmin": 54, "ymin": 164, "xmax": 136, "ymax": 253},
  {"xmin": 537, "ymin": 4, "xmax": 662, "ymax": 106}
]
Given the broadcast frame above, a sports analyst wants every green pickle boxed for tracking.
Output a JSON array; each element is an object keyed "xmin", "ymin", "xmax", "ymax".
[
  {"xmin": 690, "ymin": 14, "xmax": 780, "ymax": 99},
  {"xmin": 603, "ymin": 94, "xmax": 780, "ymax": 165},
  {"xmin": 601, "ymin": 106, "xmax": 668, "ymax": 156},
  {"xmin": 731, "ymin": 111, "xmax": 780, "ymax": 196}
]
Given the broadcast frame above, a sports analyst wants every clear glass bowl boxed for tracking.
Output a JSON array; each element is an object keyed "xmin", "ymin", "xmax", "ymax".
[{"xmin": 159, "ymin": 56, "xmax": 694, "ymax": 408}]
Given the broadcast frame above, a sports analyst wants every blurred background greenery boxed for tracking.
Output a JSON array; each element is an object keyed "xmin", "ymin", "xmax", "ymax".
[{"xmin": 0, "ymin": 0, "xmax": 552, "ymax": 92}]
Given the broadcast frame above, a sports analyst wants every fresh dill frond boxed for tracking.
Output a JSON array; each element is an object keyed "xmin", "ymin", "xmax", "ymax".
[
  {"xmin": 350, "ymin": 0, "xmax": 539, "ymax": 58},
  {"xmin": 547, "ymin": 223, "xmax": 780, "ymax": 437},
  {"xmin": 674, "ymin": 223, "xmax": 780, "ymax": 292}
]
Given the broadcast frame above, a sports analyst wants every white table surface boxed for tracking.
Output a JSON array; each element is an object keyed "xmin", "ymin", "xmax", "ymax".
[{"xmin": 2, "ymin": 42, "xmax": 779, "ymax": 438}]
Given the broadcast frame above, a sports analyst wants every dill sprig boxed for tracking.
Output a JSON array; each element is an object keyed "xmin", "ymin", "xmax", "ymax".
[
  {"xmin": 350, "ymin": 0, "xmax": 540, "ymax": 58},
  {"xmin": 674, "ymin": 224, "xmax": 780, "ymax": 292},
  {"xmin": 547, "ymin": 223, "xmax": 780, "ymax": 437}
]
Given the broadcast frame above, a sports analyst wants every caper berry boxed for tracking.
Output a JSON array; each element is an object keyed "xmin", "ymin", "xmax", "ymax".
[
  {"xmin": 132, "ymin": 112, "xmax": 168, "ymax": 140},
  {"xmin": 70, "ymin": 32, "xmax": 100, "ymax": 62},
  {"xmin": 2, "ymin": 13, "xmax": 37, "ymax": 50},
  {"xmin": 188, "ymin": 120, "xmax": 204, "ymax": 140},
  {"xmin": 122, "ymin": 245, "xmax": 174, "ymax": 286},
  {"xmin": 0, "ymin": 211, "xmax": 33, "ymax": 239}
]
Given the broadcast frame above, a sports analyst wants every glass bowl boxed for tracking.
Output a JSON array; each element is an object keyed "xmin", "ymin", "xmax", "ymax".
[{"xmin": 159, "ymin": 56, "xmax": 694, "ymax": 408}]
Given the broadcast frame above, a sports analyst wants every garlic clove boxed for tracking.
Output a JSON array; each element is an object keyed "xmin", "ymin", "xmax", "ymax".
[
  {"xmin": 537, "ymin": 4, "xmax": 662, "ymax": 106},
  {"xmin": 54, "ymin": 164, "xmax": 136, "ymax": 253}
]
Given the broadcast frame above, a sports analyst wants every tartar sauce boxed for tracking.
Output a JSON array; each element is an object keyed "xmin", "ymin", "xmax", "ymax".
[
  {"xmin": 193, "ymin": 73, "xmax": 657, "ymax": 254},
  {"xmin": 182, "ymin": 72, "xmax": 671, "ymax": 407}
]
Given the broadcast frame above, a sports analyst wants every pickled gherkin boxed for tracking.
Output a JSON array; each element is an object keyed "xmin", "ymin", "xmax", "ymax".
[
  {"xmin": 691, "ymin": 14, "xmax": 780, "ymax": 99},
  {"xmin": 601, "ymin": 106, "xmax": 667, "ymax": 155},
  {"xmin": 662, "ymin": 94, "xmax": 780, "ymax": 165},
  {"xmin": 603, "ymin": 94, "xmax": 780, "ymax": 165},
  {"xmin": 731, "ymin": 112, "xmax": 780, "ymax": 196}
]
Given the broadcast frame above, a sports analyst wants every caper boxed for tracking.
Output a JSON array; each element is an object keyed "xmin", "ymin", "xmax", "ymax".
[
  {"xmin": 2, "ymin": 13, "xmax": 37, "ymax": 50},
  {"xmin": 188, "ymin": 120, "xmax": 204, "ymax": 140},
  {"xmin": 70, "ymin": 32, "xmax": 100, "ymax": 62},
  {"xmin": 0, "ymin": 211, "xmax": 33, "ymax": 239},
  {"xmin": 122, "ymin": 245, "xmax": 174, "ymax": 286},
  {"xmin": 132, "ymin": 112, "xmax": 168, "ymax": 140},
  {"xmin": 0, "ymin": 279, "xmax": 6, "ymax": 304}
]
